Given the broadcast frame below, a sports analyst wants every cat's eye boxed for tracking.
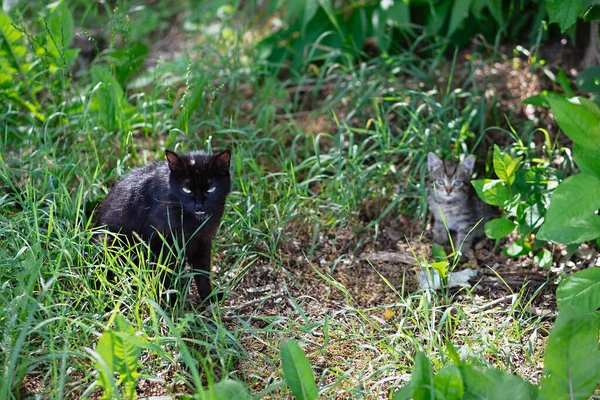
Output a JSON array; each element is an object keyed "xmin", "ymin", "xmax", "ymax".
[
  {"xmin": 435, "ymin": 179, "xmax": 445, "ymax": 186},
  {"xmin": 453, "ymin": 180, "xmax": 463, "ymax": 187},
  {"xmin": 207, "ymin": 187, "xmax": 216, "ymax": 193},
  {"xmin": 182, "ymin": 187, "xmax": 192, "ymax": 194}
]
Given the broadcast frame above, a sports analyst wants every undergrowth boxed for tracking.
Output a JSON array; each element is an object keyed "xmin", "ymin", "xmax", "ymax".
[{"xmin": 1, "ymin": 1, "xmax": 598, "ymax": 399}]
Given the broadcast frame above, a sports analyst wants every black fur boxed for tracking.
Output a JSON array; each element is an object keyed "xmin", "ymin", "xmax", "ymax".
[{"xmin": 97, "ymin": 149, "xmax": 231, "ymax": 301}]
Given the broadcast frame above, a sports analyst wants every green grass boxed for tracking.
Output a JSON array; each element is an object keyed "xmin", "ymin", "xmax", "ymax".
[{"xmin": 0, "ymin": 1, "xmax": 561, "ymax": 398}]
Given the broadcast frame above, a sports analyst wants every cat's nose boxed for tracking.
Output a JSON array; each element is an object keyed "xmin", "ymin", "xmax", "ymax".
[{"xmin": 445, "ymin": 186, "xmax": 453, "ymax": 194}]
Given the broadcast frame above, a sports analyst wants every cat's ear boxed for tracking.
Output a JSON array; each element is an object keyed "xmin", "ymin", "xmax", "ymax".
[
  {"xmin": 427, "ymin": 152, "xmax": 442, "ymax": 171},
  {"xmin": 165, "ymin": 150, "xmax": 185, "ymax": 173},
  {"xmin": 462, "ymin": 155, "xmax": 476, "ymax": 174},
  {"xmin": 212, "ymin": 150, "xmax": 231, "ymax": 173}
]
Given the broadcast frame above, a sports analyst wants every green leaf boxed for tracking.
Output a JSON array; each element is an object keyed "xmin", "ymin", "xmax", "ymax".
[
  {"xmin": 426, "ymin": 0, "xmax": 452, "ymax": 34},
  {"xmin": 433, "ymin": 365, "xmax": 463, "ymax": 400},
  {"xmin": 96, "ymin": 331, "xmax": 117, "ymax": 399},
  {"xmin": 112, "ymin": 42, "xmax": 149, "ymax": 86},
  {"xmin": 573, "ymin": 143, "xmax": 600, "ymax": 177},
  {"xmin": 493, "ymin": 144, "xmax": 520, "ymax": 183},
  {"xmin": 575, "ymin": 66, "xmax": 600, "ymax": 93},
  {"xmin": 280, "ymin": 339, "xmax": 318, "ymax": 400},
  {"xmin": 112, "ymin": 314, "xmax": 142, "ymax": 399},
  {"xmin": 387, "ymin": 0, "xmax": 412, "ymax": 32},
  {"xmin": 95, "ymin": 314, "xmax": 144, "ymax": 400},
  {"xmin": 484, "ymin": 0, "xmax": 504, "ymax": 27},
  {"xmin": 524, "ymin": 93, "xmax": 550, "ymax": 107},
  {"xmin": 471, "ymin": 179, "xmax": 511, "ymax": 206},
  {"xmin": 447, "ymin": 0, "xmax": 474, "ymax": 36},
  {"xmin": 556, "ymin": 68, "xmax": 577, "ymax": 96},
  {"xmin": 432, "ymin": 260, "xmax": 449, "ymax": 280},
  {"xmin": 556, "ymin": 267, "xmax": 600, "ymax": 312},
  {"xmin": 539, "ymin": 306, "xmax": 600, "ymax": 400},
  {"xmin": 46, "ymin": 2, "xmax": 74, "ymax": 66},
  {"xmin": 533, "ymin": 249, "xmax": 553, "ymax": 268},
  {"xmin": 460, "ymin": 364, "xmax": 538, "ymax": 399},
  {"xmin": 537, "ymin": 173, "xmax": 600, "ymax": 243},
  {"xmin": 583, "ymin": 4, "xmax": 600, "ymax": 21},
  {"xmin": 411, "ymin": 352, "xmax": 434, "ymax": 400},
  {"xmin": 484, "ymin": 217, "xmax": 516, "ymax": 239},
  {"xmin": 0, "ymin": 10, "xmax": 37, "ymax": 105},
  {"xmin": 546, "ymin": 0, "xmax": 582, "ymax": 32},
  {"xmin": 503, "ymin": 238, "xmax": 531, "ymax": 258},
  {"xmin": 213, "ymin": 379, "xmax": 251, "ymax": 400},
  {"xmin": 393, "ymin": 384, "xmax": 413, "ymax": 400},
  {"xmin": 431, "ymin": 243, "xmax": 447, "ymax": 263},
  {"xmin": 91, "ymin": 65, "xmax": 135, "ymax": 131},
  {"xmin": 546, "ymin": 94, "xmax": 600, "ymax": 151},
  {"xmin": 446, "ymin": 341, "xmax": 461, "ymax": 365}
]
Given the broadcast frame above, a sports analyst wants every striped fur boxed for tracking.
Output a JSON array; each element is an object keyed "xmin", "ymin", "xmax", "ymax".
[{"xmin": 427, "ymin": 152, "xmax": 496, "ymax": 252}]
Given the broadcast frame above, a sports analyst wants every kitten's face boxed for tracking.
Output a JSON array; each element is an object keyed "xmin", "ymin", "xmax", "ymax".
[
  {"xmin": 427, "ymin": 152, "xmax": 474, "ymax": 201},
  {"xmin": 166, "ymin": 150, "xmax": 231, "ymax": 222}
]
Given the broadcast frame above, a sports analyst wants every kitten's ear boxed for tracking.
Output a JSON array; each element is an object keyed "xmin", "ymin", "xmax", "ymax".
[
  {"xmin": 462, "ymin": 155, "xmax": 476, "ymax": 174},
  {"xmin": 427, "ymin": 152, "xmax": 442, "ymax": 171},
  {"xmin": 212, "ymin": 150, "xmax": 231, "ymax": 173},
  {"xmin": 165, "ymin": 150, "xmax": 184, "ymax": 173}
]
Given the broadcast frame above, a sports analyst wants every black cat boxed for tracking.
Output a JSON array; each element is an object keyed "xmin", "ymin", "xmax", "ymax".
[{"xmin": 97, "ymin": 149, "xmax": 232, "ymax": 301}]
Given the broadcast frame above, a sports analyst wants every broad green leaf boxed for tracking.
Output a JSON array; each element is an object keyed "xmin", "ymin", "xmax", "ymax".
[
  {"xmin": 0, "ymin": 10, "xmax": 38, "ymax": 106},
  {"xmin": 113, "ymin": 42, "xmax": 149, "ymax": 86},
  {"xmin": 96, "ymin": 330, "xmax": 117, "ymax": 399},
  {"xmin": 447, "ymin": 0, "xmax": 473, "ymax": 37},
  {"xmin": 537, "ymin": 173, "xmax": 600, "ymax": 243},
  {"xmin": 471, "ymin": 179, "xmax": 511, "ymax": 206},
  {"xmin": 557, "ymin": 68, "xmax": 577, "ymax": 96},
  {"xmin": 575, "ymin": 66, "xmax": 600, "ymax": 93},
  {"xmin": 484, "ymin": 217, "xmax": 516, "ymax": 239},
  {"xmin": 46, "ymin": 2, "xmax": 74, "ymax": 66},
  {"xmin": 460, "ymin": 364, "xmax": 538, "ymax": 399},
  {"xmin": 411, "ymin": 352, "xmax": 434, "ymax": 400},
  {"xmin": 433, "ymin": 365, "xmax": 463, "ymax": 400},
  {"xmin": 546, "ymin": 0, "xmax": 582, "ymax": 32},
  {"xmin": 426, "ymin": 0, "xmax": 452, "ymax": 34},
  {"xmin": 534, "ymin": 249, "xmax": 553, "ymax": 268},
  {"xmin": 556, "ymin": 267, "xmax": 600, "ymax": 312},
  {"xmin": 431, "ymin": 243, "xmax": 447, "ymax": 263},
  {"xmin": 213, "ymin": 379, "xmax": 251, "ymax": 400},
  {"xmin": 539, "ymin": 306, "xmax": 600, "ymax": 400},
  {"xmin": 91, "ymin": 65, "xmax": 135, "ymax": 131},
  {"xmin": 446, "ymin": 341, "xmax": 461, "ymax": 365},
  {"xmin": 387, "ymin": 0, "xmax": 412, "ymax": 32},
  {"xmin": 112, "ymin": 314, "xmax": 142, "ymax": 399},
  {"xmin": 432, "ymin": 261, "xmax": 449, "ymax": 280},
  {"xmin": 281, "ymin": 339, "xmax": 318, "ymax": 400},
  {"xmin": 393, "ymin": 384, "xmax": 413, "ymax": 400},
  {"xmin": 485, "ymin": 0, "xmax": 504, "ymax": 26},
  {"xmin": 503, "ymin": 238, "xmax": 531, "ymax": 258},
  {"xmin": 524, "ymin": 93, "xmax": 550, "ymax": 107},
  {"xmin": 492, "ymin": 144, "xmax": 521, "ymax": 184},
  {"xmin": 573, "ymin": 143, "xmax": 600, "ymax": 177},
  {"xmin": 546, "ymin": 94, "xmax": 600, "ymax": 151}
]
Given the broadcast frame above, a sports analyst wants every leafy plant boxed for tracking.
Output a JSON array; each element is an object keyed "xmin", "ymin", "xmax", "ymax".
[
  {"xmin": 545, "ymin": 0, "xmax": 600, "ymax": 32},
  {"xmin": 472, "ymin": 144, "xmax": 559, "ymax": 265},
  {"xmin": 395, "ymin": 267, "xmax": 600, "ymax": 400},
  {"xmin": 281, "ymin": 339, "xmax": 319, "ymax": 400},
  {"xmin": 88, "ymin": 313, "xmax": 156, "ymax": 400},
  {"xmin": 536, "ymin": 94, "xmax": 600, "ymax": 245},
  {"xmin": 258, "ymin": 0, "xmax": 550, "ymax": 74},
  {"xmin": 0, "ymin": 2, "xmax": 80, "ymax": 118}
]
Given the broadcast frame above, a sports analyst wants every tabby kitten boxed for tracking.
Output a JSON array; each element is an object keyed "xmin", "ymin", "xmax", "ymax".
[
  {"xmin": 98, "ymin": 149, "xmax": 231, "ymax": 301},
  {"xmin": 427, "ymin": 152, "xmax": 496, "ymax": 253}
]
